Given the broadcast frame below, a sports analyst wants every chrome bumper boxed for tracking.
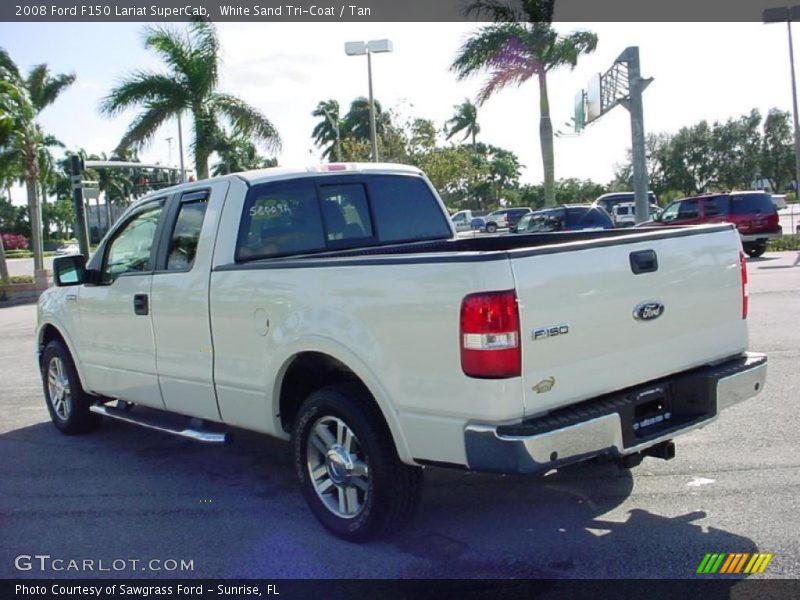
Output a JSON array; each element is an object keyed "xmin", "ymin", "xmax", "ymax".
[
  {"xmin": 464, "ymin": 353, "xmax": 767, "ymax": 474},
  {"xmin": 741, "ymin": 232, "xmax": 781, "ymax": 242}
]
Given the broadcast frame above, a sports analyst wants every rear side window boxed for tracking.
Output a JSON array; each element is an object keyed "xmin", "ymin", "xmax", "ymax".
[
  {"xmin": 567, "ymin": 208, "xmax": 612, "ymax": 229},
  {"xmin": 167, "ymin": 196, "xmax": 208, "ymax": 270},
  {"xmin": 677, "ymin": 199, "xmax": 700, "ymax": 219},
  {"xmin": 703, "ymin": 196, "xmax": 730, "ymax": 217},
  {"xmin": 237, "ymin": 180, "xmax": 326, "ymax": 260},
  {"xmin": 369, "ymin": 176, "xmax": 451, "ymax": 243},
  {"xmin": 731, "ymin": 193, "xmax": 776, "ymax": 215}
]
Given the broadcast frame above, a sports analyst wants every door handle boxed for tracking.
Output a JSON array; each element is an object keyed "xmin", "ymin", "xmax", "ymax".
[
  {"xmin": 630, "ymin": 249, "xmax": 658, "ymax": 274},
  {"xmin": 66, "ymin": 294, "xmax": 77, "ymax": 302},
  {"xmin": 133, "ymin": 294, "xmax": 149, "ymax": 316}
]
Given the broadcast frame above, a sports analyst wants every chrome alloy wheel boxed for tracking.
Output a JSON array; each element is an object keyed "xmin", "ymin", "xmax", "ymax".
[
  {"xmin": 47, "ymin": 356, "xmax": 72, "ymax": 420},
  {"xmin": 306, "ymin": 416, "xmax": 369, "ymax": 518}
]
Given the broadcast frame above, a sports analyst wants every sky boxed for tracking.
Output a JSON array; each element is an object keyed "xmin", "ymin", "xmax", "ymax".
[{"xmin": 0, "ymin": 21, "xmax": 797, "ymax": 204}]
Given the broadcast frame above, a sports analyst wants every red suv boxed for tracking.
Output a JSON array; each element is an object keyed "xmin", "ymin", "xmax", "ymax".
[{"xmin": 645, "ymin": 191, "xmax": 781, "ymax": 257}]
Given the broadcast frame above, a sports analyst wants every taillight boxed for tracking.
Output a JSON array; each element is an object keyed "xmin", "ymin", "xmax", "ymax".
[
  {"xmin": 740, "ymin": 251, "xmax": 748, "ymax": 319},
  {"xmin": 460, "ymin": 290, "xmax": 521, "ymax": 378}
]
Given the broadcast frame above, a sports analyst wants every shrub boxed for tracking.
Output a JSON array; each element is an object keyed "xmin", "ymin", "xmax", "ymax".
[
  {"xmin": 2, "ymin": 233, "xmax": 29, "ymax": 250},
  {"xmin": 767, "ymin": 234, "xmax": 799, "ymax": 251}
]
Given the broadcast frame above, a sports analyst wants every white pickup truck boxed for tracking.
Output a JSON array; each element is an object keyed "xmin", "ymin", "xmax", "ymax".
[{"xmin": 37, "ymin": 163, "xmax": 767, "ymax": 541}]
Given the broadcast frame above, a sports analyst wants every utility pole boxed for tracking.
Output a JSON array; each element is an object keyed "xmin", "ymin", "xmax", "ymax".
[
  {"xmin": 70, "ymin": 155, "xmax": 90, "ymax": 258},
  {"xmin": 622, "ymin": 47, "xmax": 650, "ymax": 224},
  {"xmin": 367, "ymin": 50, "xmax": 378, "ymax": 162},
  {"xmin": 177, "ymin": 112, "xmax": 186, "ymax": 183}
]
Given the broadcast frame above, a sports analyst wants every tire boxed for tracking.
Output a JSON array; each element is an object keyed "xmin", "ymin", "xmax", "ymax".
[
  {"xmin": 486, "ymin": 222, "xmax": 498, "ymax": 234},
  {"xmin": 41, "ymin": 340, "xmax": 102, "ymax": 435},
  {"xmin": 744, "ymin": 244, "xmax": 766, "ymax": 258},
  {"xmin": 292, "ymin": 384, "xmax": 423, "ymax": 542}
]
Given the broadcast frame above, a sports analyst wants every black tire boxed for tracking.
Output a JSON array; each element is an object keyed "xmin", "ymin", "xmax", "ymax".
[
  {"xmin": 486, "ymin": 222, "xmax": 498, "ymax": 234},
  {"xmin": 292, "ymin": 384, "xmax": 423, "ymax": 542},
  {"xmin": 41, "ymin": 340, "xmax": 102, "ymax": 435},
  {"xmin": 744, "ymin": 244, "xmax": 766, "ymax": 258}
]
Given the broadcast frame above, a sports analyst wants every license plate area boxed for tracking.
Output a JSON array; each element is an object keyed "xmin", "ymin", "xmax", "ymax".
[{"xmin": 620, "ymin": 378, "xmax": 715, "ymax": 447}]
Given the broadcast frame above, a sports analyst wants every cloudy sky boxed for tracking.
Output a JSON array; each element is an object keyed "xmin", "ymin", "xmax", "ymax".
[{"xmin": 0, "ymin": 21, "xmax": 796, "ymax": 201}]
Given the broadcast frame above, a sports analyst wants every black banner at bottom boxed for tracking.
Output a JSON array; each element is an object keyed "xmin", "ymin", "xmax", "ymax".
[{"xmin": 3, "ymin": 579, "xmax": 800, "ymax": 600}]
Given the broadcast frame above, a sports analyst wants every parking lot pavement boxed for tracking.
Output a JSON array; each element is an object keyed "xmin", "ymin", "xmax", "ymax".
[{"xmin": 0, "ymin": 251, "xmax": 798, "ymax": 579}]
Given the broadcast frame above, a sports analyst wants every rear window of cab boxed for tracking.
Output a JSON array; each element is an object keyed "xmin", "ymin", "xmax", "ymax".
[{"xmin": 235, "ymin": 174, "xmax": 452, "ymax": 261}]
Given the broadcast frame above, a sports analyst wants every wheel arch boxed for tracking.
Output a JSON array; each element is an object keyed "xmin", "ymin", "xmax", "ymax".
[
  {"xmin": 37, "ymin": 322, "xmax": 89, "ymax": 390},
  {"xmin": 274, "ymin": 347, "xmax": 414, "ymax": 464}
]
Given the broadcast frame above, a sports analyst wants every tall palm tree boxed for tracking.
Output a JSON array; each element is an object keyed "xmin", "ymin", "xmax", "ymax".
[
  {"xmin": 451, "ymin": 1, "xmax": 597, "ymax": 205},
  {"xmin": 0, "ymin": 50, "xmax": 75, "ymax": 270},
  {"xmin": 311, "ymin": 99, "xmax": 342, "ymax": 161},
  {"xmin": 446, "ymin": 99, "xmax": 481, "ymax": 149},
  {"xmin": 101, "ymin": 21, "xmax": 281, "ymax": 180}
]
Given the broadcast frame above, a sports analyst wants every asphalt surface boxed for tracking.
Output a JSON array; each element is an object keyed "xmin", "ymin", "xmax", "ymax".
[{"xmin": 0, "ymin": 252, "xmax": 798, "ymax": 579}]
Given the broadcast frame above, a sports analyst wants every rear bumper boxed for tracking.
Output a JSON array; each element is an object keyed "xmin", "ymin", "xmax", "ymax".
[
  {"xmin": 740, "ymin": 231, "xmax": 781, "ymax": 243},
  {"xmin": 464, "ymin": 352, "xmax": 767, "ymax": 474}
]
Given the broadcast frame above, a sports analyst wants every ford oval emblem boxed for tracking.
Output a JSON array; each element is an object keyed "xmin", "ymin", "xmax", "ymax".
[{"xmin": 633, "ymin": 301, "xmax": 665, "ymax": 321}]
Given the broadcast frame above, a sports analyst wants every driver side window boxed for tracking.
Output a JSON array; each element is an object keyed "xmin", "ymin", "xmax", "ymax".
[
  {"xmin": 661, "ymin": 201, "xmax": 681, "ymax": 222},
  {"xmin": 103, "ymin": 203, "xmax": 164, "ymax": 283}
]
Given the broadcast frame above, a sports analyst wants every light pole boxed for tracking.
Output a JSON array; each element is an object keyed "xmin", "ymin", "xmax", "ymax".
[
  {"xmin": 764, "ymin": 6, "xmax": 800, "ymax": 199},
  {"xmin": 345, "ymin": 39, "xmax": 393, "ymax": 162}
]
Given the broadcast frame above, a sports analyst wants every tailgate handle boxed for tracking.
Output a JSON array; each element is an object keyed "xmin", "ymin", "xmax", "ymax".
[{"xmin": 630, "ymin": 250, "xmax": 658, "ymax": 274}]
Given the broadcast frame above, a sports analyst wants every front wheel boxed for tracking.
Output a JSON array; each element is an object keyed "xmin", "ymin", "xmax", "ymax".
[
  {"xmin": 744, "ymin": 244, "xmax": 766, "ymax": 258},
  {"xmin": 292, "ymin": 384, "xmax": 423, "ymax": 542},
  {"xmin": 485, "ymin": 222, "xmax": 498, "ymax": 234},
  {"xmin": 41, "ymin": 340, "xmax": 102, "ymax": 435}
]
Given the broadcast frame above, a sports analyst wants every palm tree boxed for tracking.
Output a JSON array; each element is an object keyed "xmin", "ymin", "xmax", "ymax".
[
  {"xmin": 311, "ymin": 100, "xmax": 342, "ymax": 161},
  {"xmin": 451, "ymin": 1, "xmax": 597, "ymax": 205},
  {"xmin": 343, "ymin": 97, "xmax": 389, "ymax": 142},
  {"xmin": 101, "ymin": 21, "xmax": 281, "ymax": 180},
  {"xmin": 212, "ymin": 135, "xmax": 277, "ymax": 176},
  {"xmin": 446, "ymin": 99, "xmax": 481, "ymax": 149},
  {"xmin": 0, "ymin": 50, "xmax": 75, "ymax": 270}
]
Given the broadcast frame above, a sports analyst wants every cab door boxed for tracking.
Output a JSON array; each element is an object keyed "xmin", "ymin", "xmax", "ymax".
[{"xmin": 75, "ymin": 199, "xmax": 167, "ymax": 407}]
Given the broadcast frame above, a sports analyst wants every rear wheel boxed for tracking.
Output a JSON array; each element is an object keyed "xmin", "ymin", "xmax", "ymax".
[
  {"xmin": 292, "ymin": 384, "xmax": 423, "ymax": 542},
  {"xmin": 744, "ymin": 244, "xmax": 766, "ymax": 258},
  {"xmin": 41, "ymin": 340, "xmax": 102, "ymax": 435}
]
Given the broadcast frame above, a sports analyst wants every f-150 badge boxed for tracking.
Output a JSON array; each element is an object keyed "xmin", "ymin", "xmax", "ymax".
[{"xmin": 633, "ymin": 301, "xmax": 665, "ymax": 321}]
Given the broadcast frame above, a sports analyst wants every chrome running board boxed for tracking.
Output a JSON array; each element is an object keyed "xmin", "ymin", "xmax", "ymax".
[{"xmin": 90, "ymin": 404, "xmax": 230, "ymax": 444}]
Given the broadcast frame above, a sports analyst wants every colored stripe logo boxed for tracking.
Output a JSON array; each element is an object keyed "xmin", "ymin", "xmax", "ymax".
[{"xmin": 696, "ymin": 553, "xmax": 773, "ymax": 574}]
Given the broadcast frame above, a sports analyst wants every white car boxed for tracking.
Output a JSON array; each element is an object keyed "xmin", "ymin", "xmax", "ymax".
[
  {"xmin": 612, "ymin": 202, "xmax": 662, "ymax": 227},
  {"xmin": 38, "ymin": 163, "xmax": 767, "ymax": 541}
]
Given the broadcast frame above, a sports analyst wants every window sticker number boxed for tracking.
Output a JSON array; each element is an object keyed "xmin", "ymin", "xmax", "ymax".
[{"xmin": 249, "ymin": 203, "xmax": 292, "ymax": 217}]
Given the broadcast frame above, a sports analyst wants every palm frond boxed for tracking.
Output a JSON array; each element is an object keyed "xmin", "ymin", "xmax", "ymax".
[
  {"xmin": 544, "ymin": 30, "xmax": 598, "ymax": 71},
  {"xmin": 0, "ymin": 48, "xmax": 21, "ymax": 81},
  {"xmin": 100, "ymin": 71, "xmax": 185, "ymax": 115},
  {"xmin": 451, "ymin": 24, "xmax": 529, "ymax": 80},
  {"xmin": 212, "ymin": 93, "xmax": 281, "ymax": 152},
  {"xmin": 116, "ymin": 103, "xmax": 174, "ymax": 152},
  {"xmin": 143, "ymin": 25, "xmax": 194, "ymax": 81}
]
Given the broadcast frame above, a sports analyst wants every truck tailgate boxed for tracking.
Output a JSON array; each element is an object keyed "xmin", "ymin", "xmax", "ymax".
[{"xmin": 510, "ymin": 225, "xmax": 747, "ymax": 417}]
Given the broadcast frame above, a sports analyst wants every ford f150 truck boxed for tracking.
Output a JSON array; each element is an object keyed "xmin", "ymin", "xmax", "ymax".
[{"xmin": 37, "ymin": 163, "xmax": 767, "ymax": 541}]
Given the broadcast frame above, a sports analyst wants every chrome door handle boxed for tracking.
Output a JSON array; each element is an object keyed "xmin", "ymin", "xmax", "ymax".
[{"xmin": 66, "ymin": 294, "xmax": 77, "ymax": 302}]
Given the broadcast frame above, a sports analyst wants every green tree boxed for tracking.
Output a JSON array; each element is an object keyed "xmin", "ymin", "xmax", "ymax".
[
  {"xmin": 311, "ymin": 99, "xmax": 342, "ymax": 161},
  {"xmin": 445, "ymin": 98, "xmax": 481, "ymax": 149},
  {"xmin": 0, "ymin": 50, "xmax": 75, "ymax": 270},
  {"xmin": 761, "ymin": 108, "xmax": 794, "ymax": 193},
  {"xmin": 212, "ymin": 135, "xmax": 277, "ymax": 176},
  {"xmin": 101, "ymin": 21, "xmax": 281, "ymax": 180},
  {"xmin": 712, "ymin": 109, "xmax": 762, "ymax": 191},
  {"xmin": 451, "ymin": 1, "xmax": 597, "ymax": 206}
]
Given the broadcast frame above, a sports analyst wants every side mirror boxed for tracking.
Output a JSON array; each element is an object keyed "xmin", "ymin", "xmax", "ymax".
[{"xmin": 52, "ymin": 255, "xmax": 86, "ymax": 286}]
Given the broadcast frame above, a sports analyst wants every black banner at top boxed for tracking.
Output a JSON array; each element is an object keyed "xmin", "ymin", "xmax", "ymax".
[{"xmin": 0, "ymin": 0, "xmax": 792, "ymax": 23}]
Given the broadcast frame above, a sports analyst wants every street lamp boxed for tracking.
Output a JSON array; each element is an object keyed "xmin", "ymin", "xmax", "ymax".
[
  {"xmin": 345, "ymin": 39, "xmax": 393, "ymax": 162},
  {"xmin": 764, "ymin": 6, "xmax": 800, "ymax": 199}
]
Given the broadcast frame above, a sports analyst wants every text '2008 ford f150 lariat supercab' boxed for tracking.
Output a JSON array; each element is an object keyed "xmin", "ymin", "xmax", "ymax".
[{"xmin": 37, "ymin": 163, "xmax": 767, "ymax": 541}]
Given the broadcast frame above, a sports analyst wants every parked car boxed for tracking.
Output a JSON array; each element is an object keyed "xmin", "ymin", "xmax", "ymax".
[
  {"xmin": 450, "ymin": 209, "xmax": 489, "ymax": 233},
  {"xmin": 594, "ymin": 191, "xmax": 659, "ymax": 217},
  {"xmin": 484, "ymin": 207, "xmax": 532, "ymax": 233},
  {"xmin": 611, "ymin": 202, "xmax": 663, "ymax": 227},
  {"xmin": 55, "ymin": 243, "xmax": 80, "ymax": 256},
  {"xmin": 39, "ymin": 163, "xmax": 766, "ymax": 541},
  {"xmin": 513, "ymin": 205, "xmax": 614, "ymax": 233},
  {"xmin": 639, "ymin": 191, "xmax": 782, "ymax": 257}
]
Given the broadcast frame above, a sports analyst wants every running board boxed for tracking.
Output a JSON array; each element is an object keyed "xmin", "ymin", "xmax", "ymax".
[{"xmin": 90, "ymin": 404, "xmax": 230, "ymax": 444}]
